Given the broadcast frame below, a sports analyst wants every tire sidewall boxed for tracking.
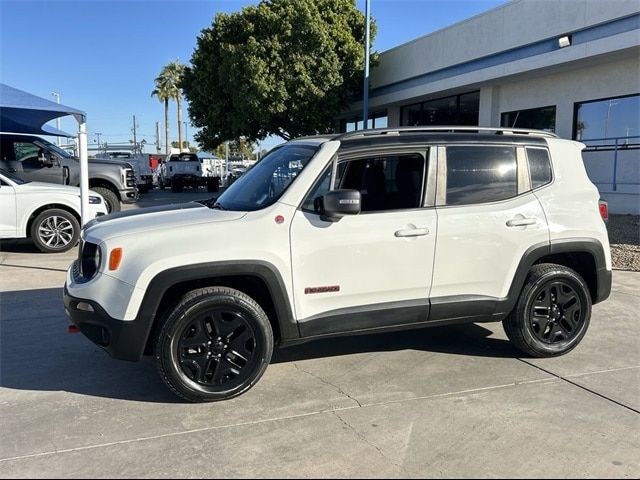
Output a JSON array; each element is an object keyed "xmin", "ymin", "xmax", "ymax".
[
  {"xmin": 31, "ymin": 209, "xmax": 80, "ymax": 253},
  {"xmin": 157, "ymin": 291, "xmax": 273, "ymax": 402},
  {"xmin": 90, "ymin": 187, "xmax": 120, "ymax": 213},
  {"xmin": 519, "ymin": 268, "xmax": 592, "ymax": 356}
]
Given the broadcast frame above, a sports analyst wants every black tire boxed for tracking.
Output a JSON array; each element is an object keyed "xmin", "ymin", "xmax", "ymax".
[
  {"xmin": 91, "ymin": 187, "xmax": 121, "ymax": 213},
  {"xmin": 207, "ymin": 178, "xmax": 219, "ymax": 193},
  {"xmin": 171, "ymin": 179, "xmax": 183, "ymax": 193},
  {"xmin": 30, "ymin": 208, "xmax": 80, "ymax": 253},
  {"xmin": 155, "ymin": 287, "xmax": 273, "ymax": 402},
  {"xmin": 503, "ymin": 263, "xmax": 592, "ymax": 358}
]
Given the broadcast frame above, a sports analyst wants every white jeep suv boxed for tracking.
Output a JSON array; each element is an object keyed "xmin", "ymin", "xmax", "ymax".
[{"xmin": 64, "ymin": 127, "xmax": 612, "ymax": 402}]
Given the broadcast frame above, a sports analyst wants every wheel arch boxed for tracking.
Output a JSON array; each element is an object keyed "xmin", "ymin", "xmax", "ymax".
[
  {"xmin": 506, "ymin": 238, "xmax": 610, "ymax": 314},
  {"xmin": 24, "ymin": 203, "xmax": 81, "ymax": 238},
  {"xmin": 88, "ymin": 178, "xmax": 121, "ymax": 200},
  {"xmin": 140, "ymin": 261, "xmax": 298, "ymax": 357}
]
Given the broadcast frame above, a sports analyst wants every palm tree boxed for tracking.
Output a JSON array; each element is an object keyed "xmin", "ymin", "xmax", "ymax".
[
  {"xmin": 151, "ymin": 73, "xmax": 172, "ymax": 155},
  {"xmin": 152, "ymin": 61, "xmax": 186, "ymax": 153},
  {"xmin": 163, "ymin": 61, "xmax": 186, "ymax": 151}
]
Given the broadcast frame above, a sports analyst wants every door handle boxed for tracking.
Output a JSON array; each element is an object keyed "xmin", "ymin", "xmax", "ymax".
[
  {"xmin": 395, "ymin": 227, "xmax": 430, "ymax": 237},
  {"xmin": 506, "ymin": 217, "xmax": 537, "ymax": 227}
]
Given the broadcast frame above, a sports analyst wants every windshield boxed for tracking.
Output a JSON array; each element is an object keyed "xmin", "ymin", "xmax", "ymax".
[
  {"xmin": 34, "ymin": 139, "xmax": 73, "ymax": 159},
  {"xmin": 212, "ymin": 143, "xmax": 319, "ymax": 211},
  {"xmin": 0, "ymin": 168, "xmax": 29, "ymax": 185}
]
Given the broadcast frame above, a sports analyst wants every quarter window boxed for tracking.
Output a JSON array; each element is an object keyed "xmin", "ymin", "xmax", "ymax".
[
  {"xmin": 526, "ymin": 148, "xmax": 552, "ymax": 189},
  {"xmin": 443, "ymin": 146, "xmax": 518, "ymax": 206}
]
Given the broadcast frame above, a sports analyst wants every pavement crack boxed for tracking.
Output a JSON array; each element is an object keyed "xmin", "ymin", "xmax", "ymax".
[
  {"xmin": 517, "ymin": 359, "xmax": 640, "ymax": 415},
  {"xmin": 332, "ymin": 410, "xmax": 410, "ymax": 475},
  {"xmin": 293, "ymin": 362, "xmax": 363, "ymax": 407}
]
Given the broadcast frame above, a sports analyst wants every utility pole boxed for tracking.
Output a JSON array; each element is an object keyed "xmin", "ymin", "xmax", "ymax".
[
  {"xmin": 155, "ymin": 122, "xmax": 161, "ymax": 153},
  {"xmin": 51, "ymin": 92, "xmax": 61, "ymax": 145},
  {"xmin": 362, "ymin": 0, "xmax": 371, "ymax": 130},
  {"xmin": 132, "ymin": 115, "xmax": 138, "ymax": 151},
  {"xmin": 94, "ymin": 132, "xmax": 102, "ymax": 149}
]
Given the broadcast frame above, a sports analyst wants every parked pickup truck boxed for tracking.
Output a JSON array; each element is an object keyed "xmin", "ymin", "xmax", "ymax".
[
  {"xmin": 92, "ymin": 151, "xmax": 154, "ymax": 194},
  {"xmin": 0, "ymin": 133, "xmax": 137, "ymax": 213},
  {"xmin": 158, "ymin": 152, "xmax": 219, "ymax": 193}
]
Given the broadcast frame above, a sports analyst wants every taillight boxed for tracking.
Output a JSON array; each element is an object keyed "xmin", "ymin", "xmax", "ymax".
[{"xmin": 599, "ymin": 200, "xmax": 609, "ymax": 223}]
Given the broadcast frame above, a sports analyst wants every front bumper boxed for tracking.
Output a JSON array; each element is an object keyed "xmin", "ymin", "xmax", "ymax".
[
  {"xmin": 118, "ymin": 187, "xmax": 139, "ymax": 204},
  {"xmin": 63, "ymin": 284, "xmax": 149, "ymax": 362}
]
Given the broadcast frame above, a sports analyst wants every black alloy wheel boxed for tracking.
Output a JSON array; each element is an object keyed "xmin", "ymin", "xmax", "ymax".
[
  {"xmin": 177, "ymin": 309, "xmax": 259, "ymax": 387},
  {"xmin": 503, "ymin": 263, "xmax": 592, "ymax": 357},
  {"xmin": 529, "ymin": 280, "xmax": 585, "ymax": 344},
  {"xmin": 156, "ymin": 287, "xmax": 273, "ymax": 402}
]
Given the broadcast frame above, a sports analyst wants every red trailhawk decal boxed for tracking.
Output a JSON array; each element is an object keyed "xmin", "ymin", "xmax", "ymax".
[{"xmin": 304, "ymin": 285, "xmax": 340, "ymax": 294}]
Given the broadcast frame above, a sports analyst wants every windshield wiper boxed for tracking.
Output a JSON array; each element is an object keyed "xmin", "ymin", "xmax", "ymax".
[{"xmin": 211, "ymin": 200, "xmax": 228, "ymax": 210}]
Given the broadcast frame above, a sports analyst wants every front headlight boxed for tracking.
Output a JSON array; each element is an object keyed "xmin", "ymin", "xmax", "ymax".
[
  {"xmin": 80, "ymin": 242, "xmax": 102, "ymax": 280},
  {"xmin": 89, "ymin": 195, "xmax": 102, "ymax": 204}
]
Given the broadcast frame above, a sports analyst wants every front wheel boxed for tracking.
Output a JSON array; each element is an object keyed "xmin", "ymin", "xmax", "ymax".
[
  {"xmin": 503, "ymin": 263, "xmax": 592, "ymax": 357},
  {"xmin": 90, "ymin": 187, "xmax": 120, "ymax": 213},
  {"xmin": 30, "ymin": 208, "xmax": 80, "ymax": 253},
  {"xmin": 155, "ymin": 287, "xmax": 273, "ymax": 402}
]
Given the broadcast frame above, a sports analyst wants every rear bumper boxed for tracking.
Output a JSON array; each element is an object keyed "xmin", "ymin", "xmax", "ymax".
[
  {"xmin": 63, "ymin": 285, "xmax": 149, "ymax": 362},
  {"xmin": 595, "ymin": 267, "xmax": 612, "ymax": 304}
]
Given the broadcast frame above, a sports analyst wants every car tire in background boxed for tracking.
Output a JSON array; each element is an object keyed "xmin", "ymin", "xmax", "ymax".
[
  {"xmin": 171, "ymin": 178, "xmax": 183, "ymax": 193},
  {"xmin": 155, "ymin": 287, "xmax": 274, "ymax": 402},
  {"xmin": 30, "ymin": 208, "xmax": 80, "ymax": 253},
  {"xmin": 91, "ymin": 187, "xmax": 121, "ymax": 213}
]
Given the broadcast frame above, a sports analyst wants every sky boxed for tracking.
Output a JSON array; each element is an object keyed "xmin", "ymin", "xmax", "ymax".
[{"xmin": 0, "ymin": 0, "xmax": 506, "ymax": 152}]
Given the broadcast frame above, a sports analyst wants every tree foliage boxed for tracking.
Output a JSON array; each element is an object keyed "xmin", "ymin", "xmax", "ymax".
[{"xmin": 182, "ymin": 0, "xmax": 375, "ymax": 150}]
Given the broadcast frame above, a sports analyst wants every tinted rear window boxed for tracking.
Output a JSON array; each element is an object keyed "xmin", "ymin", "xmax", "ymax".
[{"xmin": 444, "ymin": 146, "xmax": 517, "ymax": 206}]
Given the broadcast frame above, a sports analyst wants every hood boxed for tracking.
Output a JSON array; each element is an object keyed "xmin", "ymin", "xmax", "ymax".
[
  {"xmin": 87, "ymin": 157, "xmax": 132, "ymax": 169},
  {"xmin": 83, "ymin": 202, "xmax": 246, "ymax": 242},
  {"xmin": 15, "ymin": 181, "xmax": 82, "ymax": 196}
]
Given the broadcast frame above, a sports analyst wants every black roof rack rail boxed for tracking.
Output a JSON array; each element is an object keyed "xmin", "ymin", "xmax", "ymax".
[{"xmin": 334, "ymin": 126, "xmax": 558, "ymax": 141}]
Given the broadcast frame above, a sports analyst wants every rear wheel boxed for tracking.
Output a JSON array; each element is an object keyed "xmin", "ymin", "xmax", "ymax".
[
  {"xmin": 155, "ymin": 287, "xmax": 273, "ymax": 402},
  {"xmin": 171, "ymin": 178, "xmax": 183, "ymax": 193},
  {"xmin": 503, "ymin": 263, "xmax": 591, "ymax": 357},
  {"xmin": 30, "ymin": 208, "xmax": 80, "ymax": 253},
  {"xmin": 91, "ymin": 187, "xmax": 120, "ymax": 213}
]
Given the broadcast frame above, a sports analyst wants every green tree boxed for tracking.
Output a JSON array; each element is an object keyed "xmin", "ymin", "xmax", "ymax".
[{"xmin": 182, "ymin": 0, "xmax": 376, "ymax": 150}]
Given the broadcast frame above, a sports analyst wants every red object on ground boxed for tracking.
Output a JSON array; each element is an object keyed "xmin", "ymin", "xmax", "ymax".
[{"xmin": 67, "ymin": 325, "xmax": 80, "ymax": 334}]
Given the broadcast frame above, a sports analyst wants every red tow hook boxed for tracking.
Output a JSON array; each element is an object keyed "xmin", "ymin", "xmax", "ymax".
[{"xmin": 67, "ymin": 325, "xmax": 80, "ymax": 334}]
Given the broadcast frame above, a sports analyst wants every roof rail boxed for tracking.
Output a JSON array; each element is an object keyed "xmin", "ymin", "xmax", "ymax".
[{"xmin": 335, "ymin": 126, "xmax": 558, "ymax": 141}]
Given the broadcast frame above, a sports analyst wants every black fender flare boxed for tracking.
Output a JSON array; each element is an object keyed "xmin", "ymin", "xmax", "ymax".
[{"xmin": 133, "ymin": 260, "xmax": 298, "ymax": 359}]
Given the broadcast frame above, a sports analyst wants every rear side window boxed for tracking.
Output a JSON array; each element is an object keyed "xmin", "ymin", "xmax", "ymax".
[
  {"xmin": 444, "ymin": 146, "xmax": 517, "ymax": 206},
  {"xmin": 526, "ymin": 147, "xmax": 552, "ymax": 189}
]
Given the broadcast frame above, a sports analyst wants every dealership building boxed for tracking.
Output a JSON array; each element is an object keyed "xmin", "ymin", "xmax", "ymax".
[{"xmin": 340, "ymin": 0, "xmax": 640, "ymax": 213}]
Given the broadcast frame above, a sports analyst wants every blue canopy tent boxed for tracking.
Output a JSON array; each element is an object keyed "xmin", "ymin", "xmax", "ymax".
[{"xmin": 0, "ymin": 83, "xmax": 91, "ymax": 224}]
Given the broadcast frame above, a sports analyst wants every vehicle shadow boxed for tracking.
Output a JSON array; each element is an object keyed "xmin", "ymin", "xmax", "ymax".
[
  {"xmin": 1, "ymin": 287, "xmax": 518, "ymax": 403},
  {"xmin": 0, "ymin": 239, "xmax": 41, "ymax": 253}
]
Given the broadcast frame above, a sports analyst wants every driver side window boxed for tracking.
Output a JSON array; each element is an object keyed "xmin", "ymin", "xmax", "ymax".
[{"xmin": 13, "ymin": 142, "xmax": 42, "ymax": 169}]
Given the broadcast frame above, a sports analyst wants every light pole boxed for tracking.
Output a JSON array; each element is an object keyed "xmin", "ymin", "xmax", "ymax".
[
  {"xmin": 362, "ymin": 0, "xmax": 371, "ymax": 130},
  {"xmin": 51, "ymin": 92, "xmax": 61, "ymax": 145}
]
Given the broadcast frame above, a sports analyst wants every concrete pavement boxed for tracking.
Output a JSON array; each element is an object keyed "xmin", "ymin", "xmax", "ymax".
[{"xmin": 0, "ymin": 197, "xmax": 638, "ymax": 478}]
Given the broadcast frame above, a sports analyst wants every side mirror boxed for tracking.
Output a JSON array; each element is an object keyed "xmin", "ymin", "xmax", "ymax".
[
  {"xmin": 39, "ymin": 152, "xmax": 55, "ymax": 168},
  {"xmin": 315, "ymin": 189, "xmax": 361, "ymax": 222}
]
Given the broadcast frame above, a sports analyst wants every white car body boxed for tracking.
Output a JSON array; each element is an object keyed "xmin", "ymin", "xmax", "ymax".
[
  {"xmin": 0, "ymin": 171, "xmax": 107, "ymax": 240},
  {"xmin": 64, "ymin": 128, "xmax": 612, "ymax": 367}
]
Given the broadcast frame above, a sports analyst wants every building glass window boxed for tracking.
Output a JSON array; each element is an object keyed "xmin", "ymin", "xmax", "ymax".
[
  {"xmin": 400, "ymin": 91, "xmax": 480, "ymax": 127},
  {"xmin": 501, "ymin": 106, "xmax": 556, "ymax": 132},
  {"xmin": 574, "ymin": 94, "xmax": 639, "ymax": 142},
  {"xmin": 339, "ymin": 110, "xmax": 388, "ymax": 133}
]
